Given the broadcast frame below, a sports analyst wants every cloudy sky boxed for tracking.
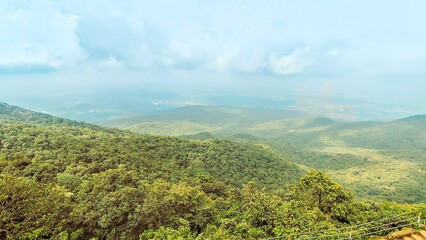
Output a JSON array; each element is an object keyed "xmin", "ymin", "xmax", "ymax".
[{"xmin": 1, "ymin": 0, "xmax": 426, "ymax": 121}]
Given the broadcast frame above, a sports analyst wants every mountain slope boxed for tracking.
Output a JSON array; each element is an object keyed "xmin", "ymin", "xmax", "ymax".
[
  {"xmin": 0, "ymin": 103, "xmax": 423, "ymax": 239},
  {"xmin": 0, "ymin": 101, "xmax": 92, "ymax": 127},
  {"xmin": 0, "ymin": 103, "xmax": 309, "ymax": 239},
  {"xmin": 240, "ymin": 117, "xmax": 426, "ymax": 203},
  {"xmin": 0, "ymin": 103, "xmax": 305, "ymax": 190},
  {"xmin": 96, "ymin": 104, "xmax": 426, "ymax": 202}
]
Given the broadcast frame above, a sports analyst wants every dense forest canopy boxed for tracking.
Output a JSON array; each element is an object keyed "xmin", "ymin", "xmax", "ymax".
[
  {"xmin": 0, "ymin": 103, "xmax": 425, "ymax": 239},
  {"xmin": 102, "ymin": 105, "xmax": 426, "ymax": 203}
]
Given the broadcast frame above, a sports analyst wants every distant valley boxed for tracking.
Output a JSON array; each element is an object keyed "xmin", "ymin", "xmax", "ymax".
[{"xmin": 101, "ymin": 105, "xmax": 426, "ymax": 203}]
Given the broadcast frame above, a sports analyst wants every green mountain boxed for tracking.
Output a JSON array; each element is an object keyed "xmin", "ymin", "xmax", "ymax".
[
  {"xmin": 99, "ymin": 105, "xmax": 308, "ymax": 136},
  {"xmin": 0, "ymin": 101, "xmax": 95, "ymax": 128},
  {"xmin": 104, "ymin": 105, "xmax": 426, "ymax": 203},
  {"xmin": 1, "ymin": 103, "xmax": 424, "ymax": 239},
  {"xmin": 237, "ymin": 117, "xmax": 426, "ymax": 203},
  {"xmin": 398, "ymin": 114, "xmax": 426, "ymax": 122},
  {"xmin": 0, "ymin": 102, "xmax": 69, "ymax": 125},
  {"xmin": 0, "ymin": 103, "xmax": 304, "ymax": 190}
]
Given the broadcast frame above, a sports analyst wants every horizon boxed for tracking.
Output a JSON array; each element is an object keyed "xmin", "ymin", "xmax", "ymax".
[
  {"xmin": 1, "ymin": 0, "xmax": 426, "ymax": 122},
  {"xmin": 1, "ymin": 100, "xmax": 425, "ymax": 124}
]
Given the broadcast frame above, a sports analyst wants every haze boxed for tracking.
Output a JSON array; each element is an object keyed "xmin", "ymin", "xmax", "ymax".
[{"xmin": 1, "ymin": 0, "xmax": 426, "ymax": 121}]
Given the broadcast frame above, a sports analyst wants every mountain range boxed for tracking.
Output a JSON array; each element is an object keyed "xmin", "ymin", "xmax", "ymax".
[
  {"xmin": 100, "ymin": 104, "xmax": 426, "ymax": 203},
  {"xmin": 0, "ymin": 102, "xmax": 424, "ymax": 239}
]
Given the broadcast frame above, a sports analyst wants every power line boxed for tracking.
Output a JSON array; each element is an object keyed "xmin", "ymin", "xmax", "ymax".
[{"xmin": 264, "ymin": 210, "xmax": 423, "ymax": 240}]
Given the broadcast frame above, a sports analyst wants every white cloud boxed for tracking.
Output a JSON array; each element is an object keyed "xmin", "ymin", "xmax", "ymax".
[
  {"xmin": 97, "ymin": 56, "xmax": 122, "ymax": 69},
  {"xmin": 53, "ymin": 1, "xmax": 297, "ymax": 73},
  {"xmin": 156, "ymin": 41, "xmax": 201, "ymax": 69},
  {"xmin": 0, "ymin": 0, "xmax": 85, "ymax": 70},
  {"xmin": 215, "ymin": 56, "xmax": 230, "ymax": 72},
  {"xmin": 2, "ymin": 0, "xmax": 426, "ymax": 80},
  {"xmin": 328, "ymin": 48, "xmax": 341, "ymax": 56},
  {"xmin": 268, "ymin": 48, "xmax": 311, "ymax": 75}
]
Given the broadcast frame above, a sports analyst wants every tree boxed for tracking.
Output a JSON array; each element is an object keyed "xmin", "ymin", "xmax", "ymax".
[
  {"xmin": 0, "ymin": 174, "xmax": 78, "ymax": 239},
  {"xmin": 291, "ymin": 169, "xmax": 354, "ymax": 222}
]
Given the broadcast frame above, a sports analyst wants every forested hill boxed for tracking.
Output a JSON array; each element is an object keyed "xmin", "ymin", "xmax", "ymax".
[
  {"xmin": 0, "ymin": 102, "xmax": 306, "ymax": 187},
  {"xmin": 103, "ymin": 104, "xmax": 426, "ymax": 203},
  {"xmin": 0, "ymin": 103, "xmax": 424, "ymax": 239},
  {"xmin": 0, "ymin": 101, "xmax": 90, "ymax": 127},
  {"xmin": 0, "ymin": 103, "xmax": 304, "ymax": 238}
]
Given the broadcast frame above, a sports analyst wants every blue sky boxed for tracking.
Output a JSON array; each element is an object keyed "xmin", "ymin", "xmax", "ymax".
[{"xmin": 1, "ymin": 0, "xmax": 426, "ymax": 121}]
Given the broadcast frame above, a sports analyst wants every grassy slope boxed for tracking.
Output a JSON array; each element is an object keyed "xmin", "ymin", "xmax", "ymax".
[{"xmin": 241, "ymin": 118, "xmax": 426, "ymax": 203}]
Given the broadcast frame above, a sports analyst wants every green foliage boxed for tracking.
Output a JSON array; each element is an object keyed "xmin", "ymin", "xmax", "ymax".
[
  {"xmin": 0, "ymin": 103, "xmax": 423, "ymax": 239},
  {"xmin": 0, "ymin": 102, "xmax": 84, "ymax": 127},
  {"xmin": 0, "ymin": 174, "xmax": 77, "ymax": 239},
  {"xmin": 180, "ymin": 131, "xmax": 217, "ymax": 140},
  {"xmin": 139, "ymin": 219, "xmax": 196, "ymax": 240},
  {"xmin": 105, "ymin": 104, "xmax": 426, "ymax": 203},
  {"xmin": 291, "ymin": 169, "xmax": 354, "ymax": 222},
  {"xmin": 225, "ymin": 117, "xmax": 426, "ymax": 203}
]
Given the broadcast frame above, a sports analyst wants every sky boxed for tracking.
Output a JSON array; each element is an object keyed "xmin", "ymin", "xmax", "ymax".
[{"xmin": 1, "ymin": 0, "xmax": 426, "ymax": 121}]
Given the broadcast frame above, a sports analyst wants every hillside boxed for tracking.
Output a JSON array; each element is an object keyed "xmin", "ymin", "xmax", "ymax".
[
  {"xmin": 104, "ymin": 106, "xmax": 426, "ymax": 203},
  {"xmin": 233, "ymin": 118, "xmax": 426, "ymax": 203},
  {"xmin": 0, "ymin": 103, "xmax": 304, "ymax": 190},
  {"xmin": 0, "ymin": 102, "xmax": 73, "ymax": 125},
  {"xmin": 0, "ymin": 102, "xmax": 100, "ymax": 129},
  {"xmin": 0, "ymin": 103, "xmax": 304, "ymax": 239},
  {"xmin": 1, "ymin": 103, "xmax": 425, "ymax": 239}
]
